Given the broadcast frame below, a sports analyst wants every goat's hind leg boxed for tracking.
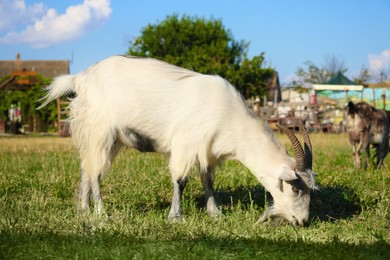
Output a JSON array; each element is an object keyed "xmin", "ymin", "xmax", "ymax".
[
  {"xmin": 371, "ymin": 144, "xmax": 380, "ymax": 168},
  {"xmin": 200, "ymin": 166, "xmax": 222, "ymax": 218},
  {"xmin": 79, "ymin": 141, "xmax": 121, "ymax": 215},
  {"xmin": 375, "ymin": 135, "xmax": 389, "ymax": 169}
]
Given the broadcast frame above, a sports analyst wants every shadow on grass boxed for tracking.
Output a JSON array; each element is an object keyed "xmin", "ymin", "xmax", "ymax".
[
  {"xmin": 128, "ymin": 185, "xmax": 267, "ymax": 215},
  {"xmin": 1, "ymin": 230, "xmax": 388, "ymax": 259},
  {"xmin": 126, "ymin": 182, "xmax": 361, "ymax": 224},
  {"xmin": 310, "ymin": 185, "xmax": 361, "ymax": 222},
  {"xmin": 207, "ymin": 185, "xmax": 268, "ymax": 210},
  {"xmin": 194, "ymin": 184, "xmax": 361, "ymax": 223}
]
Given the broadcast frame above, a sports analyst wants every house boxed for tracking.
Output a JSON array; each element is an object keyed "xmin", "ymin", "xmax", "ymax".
[
  {"xmin": 0, "ymin": 53, "xmax": 70, "ymax": 91},
  {"xmin": 0, "ymin": 53, "xmax": 69, "ymax": 79},
  {"xmin": 0, "ymin": 53, "xmax": 70, "ymax": 134}
]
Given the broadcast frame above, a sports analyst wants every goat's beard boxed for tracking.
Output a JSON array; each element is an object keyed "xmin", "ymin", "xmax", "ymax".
[{"xmin": 257, "ymin": 206, "xmax": 288, "ymax": 226}]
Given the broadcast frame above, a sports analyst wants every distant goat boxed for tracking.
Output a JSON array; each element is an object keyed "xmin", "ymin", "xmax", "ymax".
[
  {"xmin": 346, "ymin": 101, "xmax": 389, "ymax": 169},
  {"xmin": 39, "ymin": 55, "xmax": 316, "ymax": 226}
]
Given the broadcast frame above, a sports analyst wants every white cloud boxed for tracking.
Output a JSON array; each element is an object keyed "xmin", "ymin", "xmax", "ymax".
[
  {"xmin": 0, "ymin": 0, "xmax": 47, "ymax": 32},
  {"xmin": 0, "ymin": 0, "xmax": 112, "ymax": 48},
  {"xmin": 368, "ymin": 49, "xmax": 390, "ymax": 73}
]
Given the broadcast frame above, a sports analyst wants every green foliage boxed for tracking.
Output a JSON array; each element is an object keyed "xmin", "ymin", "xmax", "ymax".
[
  {"xmin": 0, "ymin": 75, "xmax": 57, "ymax": 131},
  {"xmin": 235, "ymin": 55, "xmax": 275, "ymax": 97},
  {"xmin": 128, "ymin": 14, "xmax": 274, "ymax": 98},
  {"xmin": 129, "ymin": 15, "xmax": 245, "ymax": 74},
  {"xmin": 0, "ymin": 135, "xmax": 389, "ymax": 258}
]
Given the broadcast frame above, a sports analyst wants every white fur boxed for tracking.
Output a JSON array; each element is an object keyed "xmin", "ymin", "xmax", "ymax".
[{"xmin": 39, "ymin": 55, "xmax": 314, "ymax": 225}]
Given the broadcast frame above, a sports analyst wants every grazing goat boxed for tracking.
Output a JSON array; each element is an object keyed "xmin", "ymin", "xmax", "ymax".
[
  {"xmin": 39, "ymin": 55, "xmax": 316, "ymax": 226},
  {"xmin": 346, "ymin": 101, "xmax": 389, "ymax": 169}
]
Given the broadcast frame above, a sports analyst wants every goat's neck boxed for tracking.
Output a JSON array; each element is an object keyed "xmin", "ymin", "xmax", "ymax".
[{"xmin": 234, "ymin": 118, "xmax": 291, "ymax": 193}]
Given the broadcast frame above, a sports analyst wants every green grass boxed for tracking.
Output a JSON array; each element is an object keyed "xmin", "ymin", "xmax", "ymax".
[{"xmin": 0, "ymin": 134, "xmax": 389, "ymax": 259}]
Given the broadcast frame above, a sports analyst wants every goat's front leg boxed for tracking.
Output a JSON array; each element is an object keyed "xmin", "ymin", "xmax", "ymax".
[
  {"xmin": 200, "ymin": 166, "xmax": 222, "ymax": 217},
  {"xmin": 364, "ymin": 145, "xmax": 370, "ymax": 169},
  {"xmin": 353, "ymin": 132, "xmax": 368, "ymax": 169},
  {"xmin": 168, "ymin": 177, "xmax": 187, "ymax": 221},
  {"xmin": 90, "ymin": 174, "xmax": 104, "ymax": 215},
  {"xmin": 351, "ymin": 143, "xmax": 361, "ymax": 169},
  {"xmin": 79, "ymin": 169, "xmax": 91, "ymax": 213},
  {"xmin": 80, "ymin": 165, "xmax": 105, "ymax": 215}
]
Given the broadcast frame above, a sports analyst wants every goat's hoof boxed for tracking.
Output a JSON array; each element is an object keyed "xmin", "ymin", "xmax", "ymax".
[
  {"xmin": 78, "ymin": 205, "xmax": 90, "ymax": 214},
  {"xmin": 255, "ymin": 217, "xmax": 268, "ymax": 225},
  {"xmin": 208, "ymin": 211, "xmax": 225, "ymax": 219},
  {"xmin": 168, "ymin": 215, "xmax": 186, "ymax": 223}
]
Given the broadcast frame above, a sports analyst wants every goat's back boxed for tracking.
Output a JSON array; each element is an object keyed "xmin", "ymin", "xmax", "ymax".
[{"xmin": 70, "ymin": 55, "xmax": 252, "ymax": 154}]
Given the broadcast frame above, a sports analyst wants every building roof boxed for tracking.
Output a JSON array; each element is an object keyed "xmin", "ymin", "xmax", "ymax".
[
  {"xmin": 0, "ymin": 53, "xmax": 69, "ymax": 79},
  {"xmin": 324, "ymin": 71, "xmax": 357, "ymax": 85},
  {"xmin": 366, "ymin": 82, "xmax": 390, "ymax": 88},
  {"xmin": 313, "ymin": 72, "xmax": 363, "ymax": 92}
]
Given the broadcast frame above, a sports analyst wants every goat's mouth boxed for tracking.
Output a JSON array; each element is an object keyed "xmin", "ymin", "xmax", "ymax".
[
  {"xmin": 259, "ymin": 215, "xmax": 304, "ymax": 227},
  {"xmin": 257, "ymin": 209, "xmax": 305, "ymax": 227},
  {"xmin": 290, "ymin": 216, "xmax": 306, "ymax": 227}
]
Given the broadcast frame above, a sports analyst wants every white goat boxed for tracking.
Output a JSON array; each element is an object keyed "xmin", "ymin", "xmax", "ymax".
[{"xmin": 39, "ymin": 55, "xmax": 316, "ymax": 226}]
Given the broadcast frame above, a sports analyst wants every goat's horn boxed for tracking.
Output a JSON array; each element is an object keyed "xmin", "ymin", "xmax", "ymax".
[
  {"xmin": 299, "ymin": 123, "xmax": 313, "ymax": 170},
  {"xmin": 276, "ymin": 124, "xmax": 305, "ymax": 172}
]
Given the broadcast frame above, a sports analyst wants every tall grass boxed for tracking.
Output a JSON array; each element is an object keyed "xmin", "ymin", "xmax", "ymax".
[{"xmin": 0, "ymin": 134, "xmax": 389, "ymax": 259}]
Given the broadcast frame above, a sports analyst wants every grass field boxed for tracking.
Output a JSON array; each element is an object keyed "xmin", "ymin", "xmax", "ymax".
[{"xmin": 0, "ymin": 134, "xmax": 389, "ymax": 259}]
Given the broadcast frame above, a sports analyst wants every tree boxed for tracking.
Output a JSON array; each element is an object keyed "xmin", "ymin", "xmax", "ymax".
[
  {"xmin": 296, "ymin": 61, "xmax": 330, "ymax": 85},
  {"xmin": 296, "ymin": 54, "xmax": 348, "ymax": 85},
  {"xmin": 378, "ymin": 70, "xmax": 390, "ymax": 83},
  {"xmin": 234, "ymin": 54, "xmax": 275, "ymax": 98},
  {"xmin": 128, "ymin": 14, "xmax": 274, "ymax": 98},
  {"xmin": 323, "ymin": 54, "xmax": 347, "ymax": 77},
  {"xmin": 353, "ymin": 65, "xmax": 372, "ymax": 84}
]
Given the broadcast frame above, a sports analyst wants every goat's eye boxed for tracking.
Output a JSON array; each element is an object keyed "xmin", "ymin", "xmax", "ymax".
[{"xmin": 292, "ymin": 186, "xmax": 299, "ymax": 194}]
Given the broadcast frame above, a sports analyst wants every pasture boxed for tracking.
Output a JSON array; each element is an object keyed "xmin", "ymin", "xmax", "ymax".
[{"xmin": 0, "ymin": 134, "xmax": 389, "ymax": 259}]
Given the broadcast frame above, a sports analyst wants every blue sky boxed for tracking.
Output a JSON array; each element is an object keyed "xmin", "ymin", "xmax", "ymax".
[{"xmin": 1, "ymin": 0, "xmax": 389, "ymax": 85}]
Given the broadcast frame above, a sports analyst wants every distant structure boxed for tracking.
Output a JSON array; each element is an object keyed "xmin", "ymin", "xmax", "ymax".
[
  {"xmin": 0, "ymin": 53, "xmax": 70, "ymax": 134},
  {"xmin": 263, "ymin": 71, "xmax": 282, "ymax": 103},
  {"xmin": 247, "ymin": 71, "xmax": 282, "ymax": 116},
  {"xmin": 0, "ymin": 53, "xmax": 69, "ymax": 79}
]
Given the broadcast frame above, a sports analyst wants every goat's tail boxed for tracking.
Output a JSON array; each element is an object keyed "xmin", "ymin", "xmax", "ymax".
[{"xmin": 37, "ymin": 74, "xmax": 77, "ymax": 109}]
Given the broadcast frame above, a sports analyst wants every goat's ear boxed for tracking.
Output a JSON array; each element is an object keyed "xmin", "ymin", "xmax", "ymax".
[
  {"xmin": 279, "ymin": 168, "xmax": 297, "ymax": 181},
  {"xmin": 347, "ymin": 101, "xmax": 355, "ymax": 114}
]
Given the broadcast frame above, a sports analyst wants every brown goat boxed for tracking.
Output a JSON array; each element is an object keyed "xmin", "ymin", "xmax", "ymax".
[{"xmin": 346, "ymin": 101, "xmax": 389, "ymax": 169}]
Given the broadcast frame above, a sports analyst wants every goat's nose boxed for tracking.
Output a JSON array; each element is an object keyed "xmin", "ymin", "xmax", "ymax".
[
  {"xmin": 292, "ymin": 216, "xmax": 306, "ymax": 227},
  {"xmin": 300, "ymin": 217, "xmax": 310, "ymax": 227}
]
